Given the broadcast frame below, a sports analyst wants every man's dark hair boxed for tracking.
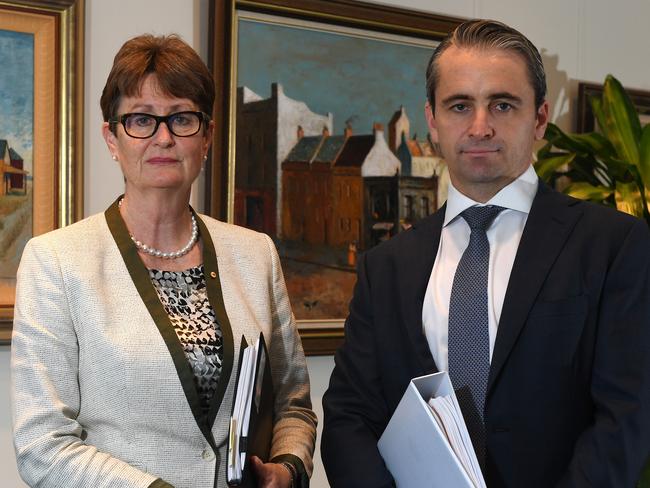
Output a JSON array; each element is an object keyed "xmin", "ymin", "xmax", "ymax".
[{"xmin": 426, "ymin": 19, "xmax": 547, "ymax": 110}]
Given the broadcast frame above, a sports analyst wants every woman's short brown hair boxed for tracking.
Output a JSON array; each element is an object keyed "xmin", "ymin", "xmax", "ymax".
[{"xmin": 100, "ymin": 34, "xmax": 215, "ymax": 131}]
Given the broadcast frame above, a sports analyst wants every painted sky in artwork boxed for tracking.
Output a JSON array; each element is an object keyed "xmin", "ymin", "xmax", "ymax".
[
  {"xmin": 0, "ymin": 30, "xmax": 34, "ymax": 171},
  {"xmin": 237, "ymin": 17, "xmax": 435, "ymax": 140}
]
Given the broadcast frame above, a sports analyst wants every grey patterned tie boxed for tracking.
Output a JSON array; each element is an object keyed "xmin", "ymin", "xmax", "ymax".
[{"xmin": 448, "ymin": 205, "xmax": 504, "ymax": 467}]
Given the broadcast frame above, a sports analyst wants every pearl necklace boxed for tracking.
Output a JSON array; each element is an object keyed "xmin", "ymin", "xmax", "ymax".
[{"xmin": 118, "ymin": 198, "xmax": 199, "ymax": 259}]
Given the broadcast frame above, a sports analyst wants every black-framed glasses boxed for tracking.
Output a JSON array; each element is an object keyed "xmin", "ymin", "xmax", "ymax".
[{"xmin": 109, "ymin": 111, "xmax": 211, "ymax": 139}]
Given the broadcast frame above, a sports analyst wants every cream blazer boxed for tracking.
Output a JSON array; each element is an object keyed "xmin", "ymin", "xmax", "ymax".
[{"xmin": 11, "ymin": 202, "xmax": 317, "ymax": 488}]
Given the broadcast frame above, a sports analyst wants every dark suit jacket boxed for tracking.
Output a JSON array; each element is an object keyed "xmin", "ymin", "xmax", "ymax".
[{"xmin": 321, "ymin": 183, "xmax": 650, "ymax": 487}]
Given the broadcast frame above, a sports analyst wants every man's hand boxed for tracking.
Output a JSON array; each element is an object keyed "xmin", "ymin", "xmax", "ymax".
[{"xmin": 250, "ymin": 456, "xmax": 292, "ymax": 488}]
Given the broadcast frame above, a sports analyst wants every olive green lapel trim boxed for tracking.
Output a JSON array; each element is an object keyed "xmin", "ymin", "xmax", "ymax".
[
  {"xmin": 196, "ymin": 213, "xmax": 235, "ymax": 430},
  {"xmin": 105, "ymin": 197, "xmax": 231, "ymax": 448}
]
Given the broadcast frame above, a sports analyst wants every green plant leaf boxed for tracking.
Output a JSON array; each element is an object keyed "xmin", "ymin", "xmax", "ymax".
[
  {"xmin": 638, "ymin": 124, "xmax": 650, "ymax": 189},
  {"xmin": 599, "ymin": 155, "xmax": 637, "ymax": 182},
  {"xmin": 626, "ymin": 160, "xmax": 650, "ymax": 216},
  {"xmin": 543, "ymin": 122, "xmax": 564, "ymax": 141},
  {"xmin": 577, "ymin": 153, "xmax": 618, "ymax": 185},
  {"xmin": 543, "ymin": 123, "xmax": 594, "ymax": 154},
  {"xmin": 614, "ymin": 180, "xmax": 645, "ymax": 218},
  {"xmin": 543, "ymin": 123, "xmax": 616, "ymax": 161},
  {"xmin": 600, "ymin": 74, "xmax": 641, "ymax": 164},
  {"xmin": 570, "ymin": 132, "xmax": 617, "ymax": 159},
  {"xmin": 590, "ymin": 96, "xmax": 608, "ymax": 137},
  {"xmin": 565, "ymin": 182, "xmax": 613, "ymax": 201},
  {"xmin": 535, "ymin": 154, "xmax": 576, "ymax": 181}
]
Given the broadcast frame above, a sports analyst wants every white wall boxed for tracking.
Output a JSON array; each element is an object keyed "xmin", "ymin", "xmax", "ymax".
[
  {"xmin": 0, "ymin": 346, "xmax": 24, "ymax": 487},
  {"xmin": 307, "ymin": 356, "xmax": 335, "ymax": 488},
  {"xmin": 2, "ymin": 0, "xmax": 650, "ymax": 486}
]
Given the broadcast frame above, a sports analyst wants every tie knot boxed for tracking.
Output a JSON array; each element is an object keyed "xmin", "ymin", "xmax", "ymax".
[{"xmin": 461, "ymin": 205, "xmax": 505, "ymax": 230}]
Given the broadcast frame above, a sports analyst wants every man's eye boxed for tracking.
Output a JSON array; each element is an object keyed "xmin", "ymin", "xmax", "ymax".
[
  {"xmin": 450, "ymin": 104, "xmax": 468, "ymax": 112},
  {"xmin": 494, "ymin": 102, "xmax": 512, "ymax": 112}
]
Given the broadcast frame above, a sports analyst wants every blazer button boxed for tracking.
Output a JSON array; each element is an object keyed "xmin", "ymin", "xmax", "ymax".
[
  {"xmin": 210, "ymin": 271, "xmax": 217, "ymax": 279},
  {"xmin": 201, "ymin": 448, "xmax": 215, "ymax": 461}
]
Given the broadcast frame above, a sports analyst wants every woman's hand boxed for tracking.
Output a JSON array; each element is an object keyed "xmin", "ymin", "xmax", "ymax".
[{"xmin": 251, "ymin": 456, "xmax": 292, "ymax": 488}]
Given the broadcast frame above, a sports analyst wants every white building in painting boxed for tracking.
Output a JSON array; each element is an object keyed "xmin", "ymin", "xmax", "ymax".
[{"xmin": 360, "ymin": 125, "xmax": 401, "ymax": 177}]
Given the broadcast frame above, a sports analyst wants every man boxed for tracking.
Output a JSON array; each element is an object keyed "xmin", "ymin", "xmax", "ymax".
[{"xmin": 322, "ymin": 19, "xmax": 650, "ymax": 487}]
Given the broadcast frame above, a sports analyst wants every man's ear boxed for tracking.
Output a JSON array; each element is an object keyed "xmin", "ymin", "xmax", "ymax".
[
  {"xmin": 534, "ymin": 100, "xmax": 550, "ymax": 141},
  {"xmin": 425, "ymin": 101, "xmax": 439, "ymax": 144}
]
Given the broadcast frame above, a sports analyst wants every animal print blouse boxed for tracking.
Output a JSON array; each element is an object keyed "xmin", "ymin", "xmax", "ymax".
[{"xmin": 150, "ymin": 266, "xmax": 224, "ymax": 415}]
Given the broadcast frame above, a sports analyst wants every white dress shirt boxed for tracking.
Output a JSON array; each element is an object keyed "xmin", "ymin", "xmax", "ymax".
[{"xmin": 422, "ymin": 165, "xmax": 539, "ymax": 371}]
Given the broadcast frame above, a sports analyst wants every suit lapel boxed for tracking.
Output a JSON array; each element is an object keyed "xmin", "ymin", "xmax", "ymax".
[
  {"xmin": 198, "ymin": 216, "xmax": 235, "ymax": 429},
  {"xmin": 487, "ymin": 183, "xmax": 582, "ymax": 393},
  {"xmin": 104, "ymin": 198, "xmax": 234, "ymax": 450},
  {"xmin": 398, "ymin": 206, "xmax": 445, "ymax": 374}
]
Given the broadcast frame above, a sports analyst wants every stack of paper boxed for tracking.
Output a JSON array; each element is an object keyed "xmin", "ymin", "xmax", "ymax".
[
  {"xmin": 377, "ymin": 371, "xmax": 487, "ymax": 488},
  {"xmin": 227, "ymin": 333, "xmax": 272, "ymax": 486},
  {"xmin": 427, "ymin": 395, "xmax": 485, "ymax": 487}
]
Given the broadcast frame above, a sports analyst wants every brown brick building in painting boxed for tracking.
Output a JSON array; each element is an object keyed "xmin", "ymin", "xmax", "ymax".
[
  {"xmin": 282, "ymin": 126, "xmax": 349, "ymax": 245},
  {"xmin": 281, "ymin": 123, "xmax": 405, "ymax": 250}
]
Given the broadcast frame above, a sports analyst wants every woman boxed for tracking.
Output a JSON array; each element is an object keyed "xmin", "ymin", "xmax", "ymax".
[{"xmin": 11, "ymin": 34, "xmax": 316, "ymax": 488}]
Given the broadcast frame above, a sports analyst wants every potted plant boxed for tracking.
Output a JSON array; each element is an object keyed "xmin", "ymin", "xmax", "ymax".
[{"xmin": 535, "ymin": 74, "xmax": 650, "ymax": 226}]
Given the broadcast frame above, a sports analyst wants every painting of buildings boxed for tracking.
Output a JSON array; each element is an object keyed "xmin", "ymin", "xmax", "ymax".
[
  {"xmin": 236, "ymin": 84, "xmax": 445, "ymax": 318},
  {"xmin": 234, "ymin": 13, "xmax": 442, "ymax": 320},
  {"xmin": 0, "ymin": 137, "xmax": 32, "ymax": 288},
  {"xmin": 0, "ymin": 29, "xmax": 34, "ymax": 289}
]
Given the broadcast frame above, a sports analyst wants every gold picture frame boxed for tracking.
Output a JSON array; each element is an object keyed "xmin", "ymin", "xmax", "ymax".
[
  {"xmin": 209, "ymin": 0, "xmax": 461, "ymax": 355},
  {"xmin": 0, "ymin": 0, "xmax": 84, "ymax": 344}
]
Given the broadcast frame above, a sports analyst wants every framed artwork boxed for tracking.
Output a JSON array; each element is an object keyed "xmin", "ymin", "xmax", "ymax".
[
  {"xmin": 209, "ymin": 0, "xmax": 461, "ymax": 355},
  {"xmin": 577, "ymin": 81, "xmax": 650, "ymax": 133},
  {"xmin": 0, "ymin": 0, "xmax": 84, "ymax": 345}
]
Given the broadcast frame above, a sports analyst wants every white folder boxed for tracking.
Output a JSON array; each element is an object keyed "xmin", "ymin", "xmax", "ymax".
[{"xmin": 377, "ymin": 371, "xmax": 485, "ymax": 488}]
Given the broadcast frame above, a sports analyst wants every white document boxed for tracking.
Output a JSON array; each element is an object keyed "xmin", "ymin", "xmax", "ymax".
[
  {"xmin": 227, "ymin": 337, "xmax": 260, "ymax": 483},
  {"xmin": 377, "ymin": 371, "xmax": 487, "ymax": 488}
]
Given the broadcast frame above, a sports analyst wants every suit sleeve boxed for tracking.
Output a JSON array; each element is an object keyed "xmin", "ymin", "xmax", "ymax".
[
  {"xmin": 263, "ymin": 234, "xmax": 317, "ymax": 487},
  {"xmin": 558, "ymin": 219, "xmax": 650, "ymax": 487},
  {"xmin": 11, "ymin": 238, "xmax": 160, "ymax": 488},
  {"xmin": 321, "ymin": 251, "xmax": 396, "ymax": 488}
]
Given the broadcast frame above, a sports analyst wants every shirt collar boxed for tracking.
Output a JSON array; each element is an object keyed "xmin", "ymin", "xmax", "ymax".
[{"xmin": 443, "ymin": 164, "xmax": 539, "ymax": 226}]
